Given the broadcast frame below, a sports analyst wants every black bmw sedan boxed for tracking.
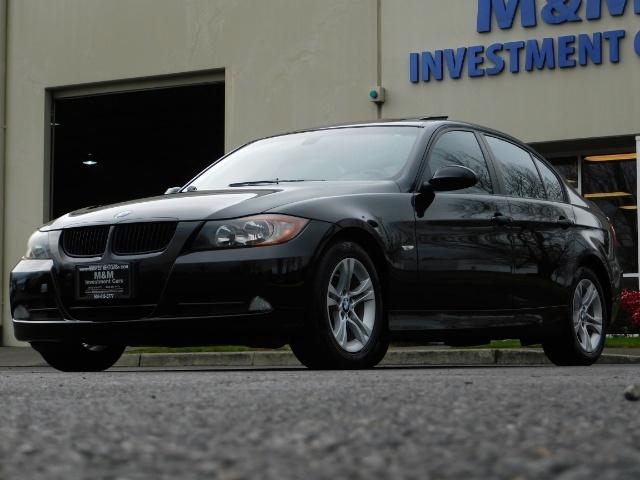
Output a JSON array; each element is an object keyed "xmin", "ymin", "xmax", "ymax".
[{"xmin": 10, "ymin": 118, "xmax": 622, "ymax": 371}]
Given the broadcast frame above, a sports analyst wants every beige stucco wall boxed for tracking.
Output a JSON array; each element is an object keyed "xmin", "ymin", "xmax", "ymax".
[
  {"xmin": 1, "ymin": 0, "xmax": 379, "ymax": 345},
  {"xmin": 380, "ymin": 0, "xmax": 640, "ymax": 143}
]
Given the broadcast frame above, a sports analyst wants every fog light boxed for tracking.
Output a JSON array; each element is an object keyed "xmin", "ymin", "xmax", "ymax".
[
  {"xmin": 248, "ymin": 296, "xmax": 273, "ymax": 312},
  {"xmin": 13, "ymin": 305, "xmax": 30, "ymax": 320}
]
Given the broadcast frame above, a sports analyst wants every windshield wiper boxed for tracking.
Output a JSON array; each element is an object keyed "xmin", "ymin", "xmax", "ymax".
[{"xmin": 228, "ymin": 179, "xmax": 324, "ymax": 187}]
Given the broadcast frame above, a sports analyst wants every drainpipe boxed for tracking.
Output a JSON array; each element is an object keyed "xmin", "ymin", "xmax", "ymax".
[
  {"xmin": 376, "ymin": 0, "xmax": 382, "ymax": 119},
  {"xmin": 0, "ymin": 0, "xmax": 7, "ymax": 344}
]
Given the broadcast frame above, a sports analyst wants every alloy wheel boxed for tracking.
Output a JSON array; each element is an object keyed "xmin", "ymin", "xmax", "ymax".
[
  {"xmin": 572, "ymin": 279, "xmax": 603, "ymax": 354},
  {"xmin": 326, "ymin": 257, "xmax": 376, "ymax": 353}
]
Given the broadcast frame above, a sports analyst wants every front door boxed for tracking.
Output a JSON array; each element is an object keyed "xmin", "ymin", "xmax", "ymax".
[{"xmin": 413, "ymin": 130, "xmax": 514, "ymax": 321}]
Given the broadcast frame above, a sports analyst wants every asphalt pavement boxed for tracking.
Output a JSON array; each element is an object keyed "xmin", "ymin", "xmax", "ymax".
[
  {"xmin": 3, "ymin": 365, "xmax": 640, "ymax": 478},
  {"xmin": 1, "ymin": 344, "xmax": 640, "ymax": 368}
]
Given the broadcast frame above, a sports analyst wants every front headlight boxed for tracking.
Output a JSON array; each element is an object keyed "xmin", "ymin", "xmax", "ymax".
[
  {"xmin": 192, "ymin": 214, "xmax": 310, "ymax": 250},
  {"xmin": 24, "ymin": 230, "xmax": 52, "ymax": 259}
]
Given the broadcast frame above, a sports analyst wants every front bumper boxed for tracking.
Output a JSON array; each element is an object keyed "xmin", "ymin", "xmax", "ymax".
[
  {"xmin": 10, "ymin": 220, "xmax": 334, "ymax": 346},
  {"xmin": 12, "ymin": 312, "xmax": 302, "ymax": 347}
]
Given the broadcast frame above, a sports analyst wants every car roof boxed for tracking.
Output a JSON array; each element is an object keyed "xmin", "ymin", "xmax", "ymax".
[
  {"xmin": 299, "ymin": 117, "xmax": 502, "ymax": 133},
  {"xmin": 250, "ymin": 117, "xmax": 536, "ymax": 158},
  {"xmin": 314, "ymin": 116, "xmax": 450, "ymax": 129}
]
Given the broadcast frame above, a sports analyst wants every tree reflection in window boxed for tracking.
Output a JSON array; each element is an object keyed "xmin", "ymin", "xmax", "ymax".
[
  {"xmin": 548, "ymin": 156, "xmax": 578, "ymax": 189},
  {"xmin": 486, "ymin": 136, "xmax": 546, "ymax": 200},
  {"xmin": 426, "ymin": 131, "xmax": 493, "ymax": 194},
  {"xmin": 533, "ymin": 157, "xmax": 564, "ymax": 202}
]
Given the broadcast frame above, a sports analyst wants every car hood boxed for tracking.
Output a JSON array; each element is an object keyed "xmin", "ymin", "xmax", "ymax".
[{"xmin": 41, "ymin": 181, "xmax": 401, "ymax": 230}]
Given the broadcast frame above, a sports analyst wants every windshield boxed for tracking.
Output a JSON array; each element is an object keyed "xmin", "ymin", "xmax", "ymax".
[{"xmin": 187, "ymin": 126, "xmax": 421, "ymax": 190}]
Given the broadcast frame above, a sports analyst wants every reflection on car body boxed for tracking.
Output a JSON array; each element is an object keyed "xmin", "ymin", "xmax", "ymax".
[{"xmin": 10, "ymin": 118, "xmax": 622, "ymax": 371}]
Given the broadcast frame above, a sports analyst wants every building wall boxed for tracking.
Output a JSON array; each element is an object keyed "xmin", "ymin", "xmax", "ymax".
[
  {"xmin": 2, "ymin": 0, "xmax": 640, "ymax": 344},
  {"xmin": 381, "ymin": 0, "xmax": 640, "ymax": 143}
]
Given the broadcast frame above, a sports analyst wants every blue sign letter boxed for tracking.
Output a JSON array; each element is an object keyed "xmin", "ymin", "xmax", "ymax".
[
  {"xmin": 477, "ymin": 0, "xmax": 537, "ymax": 33},
  {"xmin": 503, "ymin": 41, "xmax": 526, "ymax": 72},
  {"xmin": 410, "ymin": 53, "xmax": 419, "ymax": 83},
  {"xmin": 586, "ymin": 0, "xmax": 640, "ymax": 19},
  {"xmin": 423, "ymin": 51, "xmax": 444, "ymax": 81},
  {"xmin": 603, "ymin": 29, "xmax": 625, "ymax": 62},
  {"xmin": 558, "ymin": 35, "xmax": 577, "ymax": 67},
  {"xmin": 486, "ymin": 44, "xmax": 506, "ymax": 75},
  {"xmin": 444, "ymin": 48, "xmax": 467, "ymax": 79},
  {"xmin": 525, "ymin": 38, "xmax": 556, "ymax": 70},
  {"xmin": 468, "ymin": 46, "xmax": 486, "ymax": 77},
  {"xmin": 578, "ymin": 33, "xmax": 603, "ymax": 65},
  {"xmin": 541, "ymin": 0, "xmax": 582, "ymax": 24}
]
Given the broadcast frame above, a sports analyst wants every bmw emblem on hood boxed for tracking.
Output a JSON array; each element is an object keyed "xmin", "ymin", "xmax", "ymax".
[{"xmin": 115, "ymin": 211, "xmax": 132, "ymax": 218}]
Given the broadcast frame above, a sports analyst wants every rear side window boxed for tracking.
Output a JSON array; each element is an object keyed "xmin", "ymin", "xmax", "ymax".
[
  {"xmin": 427, "ymin": 130, "xmax": 493, "ymax": 194},
  {"xmin": 533, "ymin": 157, "xmax": 565, "ymax": 202},
  {"xmin": 485, "ymin": 136, "xmax": 546, "ymax": 200}
]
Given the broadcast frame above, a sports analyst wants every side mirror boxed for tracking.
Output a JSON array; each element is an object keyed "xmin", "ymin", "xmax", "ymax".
[
  {"xmin": 164, "ymin": 187, "xmax": 181, "ymax": 195},
  {"xmin": 421, "ymin": 165, "xmax": 478, "ymax": 193}
]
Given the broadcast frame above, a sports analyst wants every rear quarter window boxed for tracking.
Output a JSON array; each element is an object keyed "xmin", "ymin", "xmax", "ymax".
[{"xmin": 533, "ymin": 156, "xmax": 565, "ymax": 203}]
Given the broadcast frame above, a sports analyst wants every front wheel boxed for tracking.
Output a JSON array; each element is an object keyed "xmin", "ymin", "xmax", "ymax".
[
  {"xmin": 290, "ymin": 241, "xmax": 388, "ymax": 369},
  {"xmin": 31, "ymin": 342, "xmax": 126, "ymax": 372},
  {"xmin": 542, "ymin": 267, "xmax": 607, "ymax": 366}
]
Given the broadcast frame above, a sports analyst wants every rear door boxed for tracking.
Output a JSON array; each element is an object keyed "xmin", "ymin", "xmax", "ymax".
[{"xmin": 483, "ymin": 134, "xmax": 575, "ymax": 309}]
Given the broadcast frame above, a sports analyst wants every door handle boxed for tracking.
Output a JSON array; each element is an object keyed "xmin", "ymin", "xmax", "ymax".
[
  {"xmin": 557, "ymin": 217, "xmax": 575, "ymax": 229},
  {"xmin": 491, "ymin": 212, "xmax": 513, "ymax": 226}
]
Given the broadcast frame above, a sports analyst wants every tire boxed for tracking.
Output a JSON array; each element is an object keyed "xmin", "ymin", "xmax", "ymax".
[
  {"xmin": 542, "ymin": 267, "xmax": 607, "ymax": 366},
  {"xmin": 290, "ymin": 241, "xmax": 389, "ymax": 369},
  {"xmin": 31, "ymin": 342, "xmax": 126, "ymax": 372}
]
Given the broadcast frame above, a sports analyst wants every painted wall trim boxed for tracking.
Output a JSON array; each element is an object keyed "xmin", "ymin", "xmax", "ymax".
[{"xmin": 51, "ymin": 69, "xmax": 225, "ymax": 99}]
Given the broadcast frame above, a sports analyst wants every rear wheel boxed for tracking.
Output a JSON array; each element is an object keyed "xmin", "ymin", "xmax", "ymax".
[
  {"xmin": 542, "ymin": 267, "xmax": 607, "ymax": 366},
  {"xmin": 290, "ymin": 241, "xmax": 388, "ymax": 369},
  {"xmin": 31, "ymin": 342, "xmax": 126, "ymax": 372}
]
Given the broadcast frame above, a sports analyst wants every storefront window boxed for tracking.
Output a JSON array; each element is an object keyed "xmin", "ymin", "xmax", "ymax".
[{"xmin": 581, "ymin": 155, "xmax": 638, "ymax": 275}]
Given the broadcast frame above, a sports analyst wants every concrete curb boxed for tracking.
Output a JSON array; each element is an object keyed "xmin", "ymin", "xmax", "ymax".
[{"xmin": 114, "ymin": 349, "xmax": 640, "ymax": 368}]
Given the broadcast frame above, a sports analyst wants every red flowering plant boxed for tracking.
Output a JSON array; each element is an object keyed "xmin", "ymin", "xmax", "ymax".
[{"xmin": 618, "ymin": 290, "xmax": 640, "ymax": 330}]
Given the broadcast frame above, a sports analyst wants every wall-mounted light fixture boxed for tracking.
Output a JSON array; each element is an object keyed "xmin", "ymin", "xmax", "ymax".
[
  {"xmin": 369, "ymin": 86, "xmax": 385, "ymax": 104},
  {"xmin": 583, "ymin": 191, "xmax": 632, "ymax": 198},
  {"xmin": 83, "ymin": 153, "xmax": 97, "ymax": 166},
  {"xmin": 584, "ymin": 153, "xmax": 637, "ymax": 162}
]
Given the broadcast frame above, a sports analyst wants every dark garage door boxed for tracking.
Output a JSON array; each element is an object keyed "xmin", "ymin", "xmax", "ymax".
[{"xmin": 50, "ymin": 82, "xmax": 225, "ymax": 219}]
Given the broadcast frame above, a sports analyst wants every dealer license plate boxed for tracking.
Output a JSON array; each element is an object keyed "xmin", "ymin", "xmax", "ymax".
[{"xmin": 77, "ymin": 263, "xmax": 132, "ymax": 300}]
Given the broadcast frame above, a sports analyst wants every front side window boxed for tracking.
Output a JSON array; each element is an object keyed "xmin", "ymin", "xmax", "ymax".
[
  {"xmin": 426, "ymin": 130, "xmax": 493, "ymax": 194},
  {"xmin": 486, "ymin": 136, "xmax": 546, "ymax": 200}
]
